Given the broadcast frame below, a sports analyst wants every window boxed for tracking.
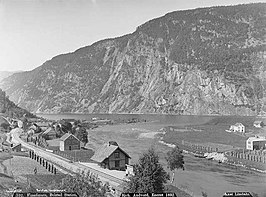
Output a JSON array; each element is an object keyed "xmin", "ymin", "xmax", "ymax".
[{"xmin": 114, "ymin": 152, "xmax": 120, "ymax": 158}]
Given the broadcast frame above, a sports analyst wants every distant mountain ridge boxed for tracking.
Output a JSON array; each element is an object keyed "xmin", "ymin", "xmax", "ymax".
[{"xmin": 0, "ymin": 3, "xmax": 265, "ymax": 115}]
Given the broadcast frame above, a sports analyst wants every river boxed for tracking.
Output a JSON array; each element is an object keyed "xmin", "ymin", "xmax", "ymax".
[{"xmin": 37, "ymin": 113, "xmax": 266, "ymax": 197}]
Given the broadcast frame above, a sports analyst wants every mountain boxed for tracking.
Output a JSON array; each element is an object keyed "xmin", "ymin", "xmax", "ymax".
[
  {"xmin": 0, "ymin": 88, "xmax": 35, "ymax": 118},
  {"xmin": 0, "ymin": 3, "xmax": 265, "ymax": 115},
  {"xmin": 0, "ymin": 71, "xmax": 22, "ymax": 83}
]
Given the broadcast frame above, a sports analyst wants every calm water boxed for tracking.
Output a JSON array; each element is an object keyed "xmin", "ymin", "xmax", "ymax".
[
  {"xmin": 37, "ymin": 113, "xmax": 214, "ymax": 125},
  {"xmin": 38, "ymin": 113, "xmax": 266, "ymax": 196}
]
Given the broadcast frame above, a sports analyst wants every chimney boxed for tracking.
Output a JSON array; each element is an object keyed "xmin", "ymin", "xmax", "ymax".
[{"xmin": 108, "ymin": 141, "xmax": 118, "ymax": 146}]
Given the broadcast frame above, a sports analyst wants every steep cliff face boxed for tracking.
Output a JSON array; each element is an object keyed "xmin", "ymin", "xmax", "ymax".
[
  {"xmin": 0, "ymin": 88, "xmax": 35, "ymax": 118},
  {"xmin": 1, "ymin": 3, "xmax": 265, "ymax": 115}
]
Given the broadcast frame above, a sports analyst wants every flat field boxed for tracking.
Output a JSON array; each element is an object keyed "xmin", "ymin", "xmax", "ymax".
[
  {"xmin": 162, "ymin": 115, "xmax": 266, "ymax": 149},
  {"xmin": 163, "ymin": 124, "xmax": 247, "ymax": 149},
  {"xmin": 3, "ymin": 156, "xmax": 53, "ymax": 176}
]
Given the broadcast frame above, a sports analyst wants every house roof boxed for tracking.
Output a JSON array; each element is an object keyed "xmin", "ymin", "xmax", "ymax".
[
  {"xmin": 234, "ymin": 123, "xmax": 244, "ymax": 127},
  {"xmin": 43, "ymin": 127, "xmax": 57, "ymax": 135},
  {"xmin": 91, "ymin": 142, "xmax": 131, "ymax": 163},
  {"xmin": 247, "ymin": 136, "xmax": 266, "ymax": 142},
  {"xmin": 11, "ymin": 143, "xmax": 21, "ymax": 149},
  {"xmin": 60, "ymin": 133, "xmax": 80, "ymax": 142},
  {"xmin": 35, "ymin": 122, "xmax": 50, "ymax": 127}
]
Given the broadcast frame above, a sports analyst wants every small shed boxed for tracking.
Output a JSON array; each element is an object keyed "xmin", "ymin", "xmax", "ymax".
[
  {"xmin": 254, "ymin": 121, "xmax": 264, "ymax": 128},
  {"xmin": 42, "ymin": 127, "xmax": 57, "ymax": 140},
  {"xmin": 59, "ymin": 133, "xmax": 80, "ymax": 151},
  {"xmin": 91, "ymin": 141, "xmax": 131, "ymax": 171}
]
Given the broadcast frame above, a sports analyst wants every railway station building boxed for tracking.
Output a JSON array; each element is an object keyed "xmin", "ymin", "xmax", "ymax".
[{"xmin": 91, "ymin": 141, "xmax": 131, "ymax": 171}]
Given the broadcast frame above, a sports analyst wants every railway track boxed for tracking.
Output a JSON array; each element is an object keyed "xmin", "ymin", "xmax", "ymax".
[{"xmin": 10, "ymin": 128, "xmax": 124, "ymax": 195}]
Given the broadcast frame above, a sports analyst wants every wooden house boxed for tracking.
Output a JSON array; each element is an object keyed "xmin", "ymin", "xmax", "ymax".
[
  {"xmin": 91, "ymin": 141, "xmax": 131, "ymax": 171},
  {"xmin": 229, "ymin": 123, "xmax": 245, "ymax": 133},
  {"xmin": 42, "ymin": 127, "xmax": 57, "ymax": 140},
  {"xmin": 59, "ymin": 133, "xmax": 80, "ymax": 151}
]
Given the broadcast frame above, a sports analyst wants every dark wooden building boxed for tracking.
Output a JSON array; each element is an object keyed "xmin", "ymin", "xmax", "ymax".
[
  {"xmin": 91, "ymin": 141, "xmax": 131, "ymax": 171},
  {"xmin": 59, "ymin": 133, "xmax": 80, "ymax": 151},
  {"xmin": 42, "ymin": 127, "xmax": 57, "ymax": 140}
]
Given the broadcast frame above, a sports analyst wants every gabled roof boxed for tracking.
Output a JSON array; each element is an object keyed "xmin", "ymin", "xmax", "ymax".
[
  {"xmin": 35, "ymin": 122, "xmax": 50, "ymax": 127},
  {"xmin": 234, "ymin": 123, "xmax": 244, "ymax": 127},
  {"xmin": 60, "ymin": 133, "xmax": 80, "ymax": 142},
  {"xmin": 91, "ymin": 143, "xmax": 131, "ymax": 163},
  {"xmin": 11, "ymin": 143, "xmax": 21, "ymax": 150},
  {"xmin": 43, "ymin": 127, "xmax": 57, "ymax": 135}
]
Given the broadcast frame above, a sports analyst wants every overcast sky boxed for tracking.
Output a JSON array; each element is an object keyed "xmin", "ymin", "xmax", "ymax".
[{"xmin": 0, "ymin": 0, "xmax": 264, "ymax": 72}]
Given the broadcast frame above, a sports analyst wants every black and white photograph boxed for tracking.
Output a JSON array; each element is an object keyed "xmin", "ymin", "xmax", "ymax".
[{"xmin": 0, "ymin": 0, "xmax": 265, "ymax": 196}]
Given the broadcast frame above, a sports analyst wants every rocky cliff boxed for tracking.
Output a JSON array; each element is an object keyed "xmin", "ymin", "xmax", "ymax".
[
  {"xmin": 1, "ymin": 3, "xmax": 265, "ymax": 115},
  {"xmin": 0, "ymin": 88, "xmax": 35, "ymax": 118}
]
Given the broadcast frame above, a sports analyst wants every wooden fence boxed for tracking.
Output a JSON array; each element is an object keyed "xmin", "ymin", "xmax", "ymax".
[
  {"xmin": 226, "ymin": 150, "xmax": 266, "ymax": 164},
  {"xmin": 53, "ymin": 149, "xmax": 94, "ymax": 162},
  {"xmin": 181, "ymin": 140, "xmax": 220, "ymax": 153}
]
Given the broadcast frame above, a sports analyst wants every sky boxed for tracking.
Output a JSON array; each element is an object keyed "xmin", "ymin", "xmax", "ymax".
[{"xmin": 0, "ymin": 0, "xmax": 264, "ymax": 72}]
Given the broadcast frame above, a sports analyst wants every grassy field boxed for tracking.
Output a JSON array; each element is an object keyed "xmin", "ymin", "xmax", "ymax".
[
  {"xmin": 162, "ymin": 115, "xmax": 266, "ymax": 150},
  {"xmin": 3, "ymin": 156, "xmax": 52, "ymax": 176},
  {"xmin": 163, "ymin": 124, "xmax": 247, "ymax": 149},
  {"xmin": 25, "ymin": 174, "xmax": 66, "ymax": 189},
  {"xmin": 86, "ymin": 122, "xmax": 170, "ymax": 165}
]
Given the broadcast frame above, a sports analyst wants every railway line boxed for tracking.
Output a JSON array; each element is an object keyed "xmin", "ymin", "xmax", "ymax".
[{"xmin": 10, "ymin": 128, "xmax": 124, "ymax": 196}]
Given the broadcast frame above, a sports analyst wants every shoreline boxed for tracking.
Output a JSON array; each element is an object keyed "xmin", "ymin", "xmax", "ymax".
[
  {"xmin": 158, "ymin": 140, "xmax": 266, "ymax": 173},
  {"xmin": 36, "ymin": 112, "xmax": 266, "ymax": 118}
]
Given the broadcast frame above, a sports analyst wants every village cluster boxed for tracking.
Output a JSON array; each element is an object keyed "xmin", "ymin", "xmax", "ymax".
[{"xmin": 1, "ymin": 116, "xmax": 134, "ymax": 175}]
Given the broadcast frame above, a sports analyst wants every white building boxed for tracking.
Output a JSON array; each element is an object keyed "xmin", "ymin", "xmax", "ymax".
[
  {"xmin": 253, "ymin": 120, "xmax": 264, "ymax": 128},
  {"xmin": 229, "ymin": 123, "xmax": 245, "ymax": 133},
  {"xmin": 246, "ymin": 136, "xmax": 266, "ymax": 150}
]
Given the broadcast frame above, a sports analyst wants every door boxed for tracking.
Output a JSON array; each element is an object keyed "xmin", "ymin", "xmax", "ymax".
[{"xmin": 115, "ymin": 160, "xmax": 120, "ymax": 168}]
